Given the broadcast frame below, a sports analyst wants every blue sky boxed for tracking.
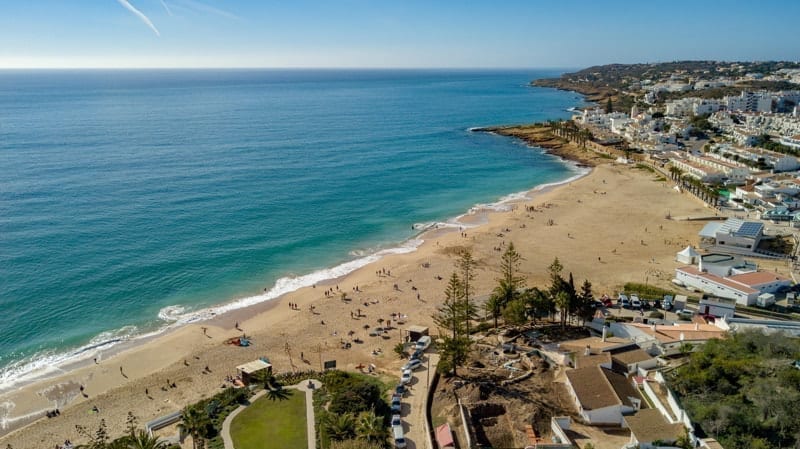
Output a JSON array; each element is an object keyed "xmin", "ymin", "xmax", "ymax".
[{"xmin": 1, "ymin": 0, "xmax": 798, "ymax": 68}]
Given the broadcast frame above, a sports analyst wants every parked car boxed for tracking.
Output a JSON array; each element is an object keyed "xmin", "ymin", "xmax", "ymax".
[
  {"xmin": 394, "ymin": 384, "xmax": 407, "ymax": 397},
  {"xmin": 415, "ymin": 335, "xmax": 432, "ymax": 351},
  {"xmin": 675, "ymin": 309, "xmax": 694, "ymax": 320},
  {"xmin": 391, "ymin": 394, "xmax": 402, "ymax": 413},
  {"xmin": 601, "ymin": 297, "xmax": 613, "ymax": 307},
  {"xmin": 663, "ymin": 295, "xmax": 674, "ymax": 311},
  {"xmin": 391, "ymin": 414, "xmax": 402, "ymax": 427},
  {"xmin": 410, "ymin": 348, "xmax": 424, "ymax": 361},
  {"xmin": 402, "ymin": 359, "xmax": 422, "ymax": 371},
  {"xmin": 619, "ymin": 293, "xmax": 630, "ymax": 309},
  {"xmin": 393, "ymin": 424, "xmax": 407, "ymax": 448},
  {"xmin": 630, "ymin": 294, "xmax": 642, "ymax": 309},
  {"xmin": 400, "ymin": 369, "xmax": 413, "ymax": 384}
]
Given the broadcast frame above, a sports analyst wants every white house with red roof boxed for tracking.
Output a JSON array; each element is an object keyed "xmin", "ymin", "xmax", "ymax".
[{"xmin": 675, "ymin": 265, "xmax": 791, "ymax": 305}]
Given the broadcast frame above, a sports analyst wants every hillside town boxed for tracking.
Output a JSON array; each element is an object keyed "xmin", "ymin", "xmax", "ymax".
[{"xmin": 569, "ymin": 63, "xmax": 800, "ymax": 230}]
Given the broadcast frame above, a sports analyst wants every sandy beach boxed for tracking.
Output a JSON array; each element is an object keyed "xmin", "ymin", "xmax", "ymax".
[{"xmin": 3, "ymin": 134, "xmax": 786, "ymax": 448}]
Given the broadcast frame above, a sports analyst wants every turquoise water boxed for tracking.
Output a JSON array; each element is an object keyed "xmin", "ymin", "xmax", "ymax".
[{"xmin": 0, "ymin": 69, "xmax": 582, "ymax": 387}]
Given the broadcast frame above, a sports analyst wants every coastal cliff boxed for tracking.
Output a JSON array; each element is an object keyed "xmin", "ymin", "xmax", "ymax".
[{"xmin": 473, "ymin": 125, "xmax": 607, "ymax": 167}]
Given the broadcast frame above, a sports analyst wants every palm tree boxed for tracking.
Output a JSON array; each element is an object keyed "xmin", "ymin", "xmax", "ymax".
[
  {"xmin": 323, "ymin": 412, "xmax": 356, "ymax": 441},
  {"xmin": 355, "ymin": 411, "xmax": 388, "ymax": 447},
  {"xmin": 126, "ymin": 430, "xmax": 168, "ymax": 449},
  {"xmin": 266, "ymin": 383, "xmax": 291, "ymax": 402},
  {"xmin": 178, "ymin": 406, "xmax": 210, "ymax": 449}
]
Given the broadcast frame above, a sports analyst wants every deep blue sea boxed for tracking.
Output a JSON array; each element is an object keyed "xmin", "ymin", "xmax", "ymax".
[{"xmin": 0, "ymin": 69, "xmax": 582, "ymax": 388}]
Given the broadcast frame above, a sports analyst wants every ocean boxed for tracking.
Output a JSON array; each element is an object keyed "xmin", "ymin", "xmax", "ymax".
[{"xmin": 0, "ymin": 69, "xmax": 583, "ymax": 390}]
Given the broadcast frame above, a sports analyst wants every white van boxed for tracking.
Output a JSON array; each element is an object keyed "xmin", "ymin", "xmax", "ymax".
[
  {"xmin": 415, "ymin": 335, "xmax": 431, "ymax": 351},
  {"xmin": 393, "ymin": 424, "xmax": 407, "ymax": 448}
]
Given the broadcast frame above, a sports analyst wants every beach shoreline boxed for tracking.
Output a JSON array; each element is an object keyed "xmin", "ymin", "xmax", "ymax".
[
  {"xmin": 0, "ymin": 133, "xmax": 590, "ymax": 440},
  {"xmin": 0, "ymin": 123, "xmax": 596, "ymax": 397},
  {"xmin": 2, "ymin": 123, "xmax": 750, "ymax": 448}
]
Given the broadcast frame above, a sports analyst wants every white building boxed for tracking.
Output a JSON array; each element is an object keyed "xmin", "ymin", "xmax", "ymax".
[
  {"xmin": 725, "ymin": 91, "xmax": 773, "ymax": 113},
  {"xmin": 675, "ymin": 266, "xmax": 791, "ymax": 306},
  {"xmin": 698, "ymin": 218, "xmax": 764, "ymax": 254},
  {"xmin": 684, "ymin": 152, "xmax": 752, "ymax": 182},
  {"xmin": 780, "ymin": 135, "xmax": 800, "ymax": 150},
  {"xmin": 670, "ymin": 157, "xmax": 723, "ymax": 182},
  {"xmin": 576, "ymin": 108, "xmax": 630, "ymax": 131}
]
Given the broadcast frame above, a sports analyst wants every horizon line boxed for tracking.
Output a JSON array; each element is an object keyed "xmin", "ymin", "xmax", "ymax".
[{"xmin": 0, "ymin": 66, "xmax": 577, "ymax": 71}]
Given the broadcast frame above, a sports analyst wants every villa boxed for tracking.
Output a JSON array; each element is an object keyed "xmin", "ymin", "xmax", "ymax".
[{"xmin": 565, "ymin": 365, "xmax": 642, "ymax": 425}]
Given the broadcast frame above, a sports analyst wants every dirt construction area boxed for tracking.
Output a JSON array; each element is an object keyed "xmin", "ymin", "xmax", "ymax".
[{"xmin": 430, "ymin": 325, "xmax": 589, "ymax": 449}]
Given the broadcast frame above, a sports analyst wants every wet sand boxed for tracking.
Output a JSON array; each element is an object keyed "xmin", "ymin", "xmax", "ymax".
[{"xmin": 3, "ymin": 151, "xmax": 774, "ymax": 447}]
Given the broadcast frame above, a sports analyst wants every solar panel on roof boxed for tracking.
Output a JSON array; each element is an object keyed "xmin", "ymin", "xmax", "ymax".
[{"xmin": 737, "ymin": 222, "xmax": 763, "ymax": 237}]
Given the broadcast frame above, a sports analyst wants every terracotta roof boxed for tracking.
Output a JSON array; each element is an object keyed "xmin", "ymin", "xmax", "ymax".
[
  {"xmin": 575, "ymin": 352, "xmax": 612, "ymax": 369},
  {"xmin": 603, "ymin": 368, "xmax": 642, "ymax": 408},
  {"xmin": 727, "ymin": 270, "xmax": 790, "ymax": 287},
  {"xmin": 675, "ymin": 267, "xmax": 758, "ymax": 294},
  {"xmin": 560, "ymin": 336, "xmax": 631, "ymax": 353},
  {"xmin": 566, "ymin": 366, "xmax": 618, "ymax": 410},
  {"xmin": 625, "ymin": 409, "xmax": 684, "ymax": 444},
  {"xmin": 566, "ymin": 366, "xmax": 641, "ymax": 410},
  {"xmin": 435, "ymin": 423, "xmax": 455, "ymax": 448},
  {"xmin": 612, "ymin": 348, "xmax": 654, "ymax": 365},
  {"xmin": 677, "ymin": 265, "xmax": 702, "ymax": 275}
]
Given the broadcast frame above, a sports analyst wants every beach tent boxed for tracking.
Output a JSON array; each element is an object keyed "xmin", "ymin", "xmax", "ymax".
[
  {"xmin": 676, "ymin": 246, "xmax": 700, "ymax": 265},
  {"xmin": 236, "ymin": 359, "xmax": 272, "ymax": 385},
  {"xmin": 435, "ymin": 423, "xmax": 455, "ymax": 449}
]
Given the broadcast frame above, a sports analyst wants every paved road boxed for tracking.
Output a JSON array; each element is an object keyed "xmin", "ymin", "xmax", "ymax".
[{"xmin": 401, "ymin": 353, "xmax": 438, "ymax": 449}]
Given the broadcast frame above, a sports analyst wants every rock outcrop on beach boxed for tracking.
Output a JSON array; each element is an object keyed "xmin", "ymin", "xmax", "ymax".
[{"xmin": 472, "ymin": 125, "xmax": 605, "ymax": 167}]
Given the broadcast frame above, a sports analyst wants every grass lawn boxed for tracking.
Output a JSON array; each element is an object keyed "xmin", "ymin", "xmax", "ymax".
[{"xmin": 230, "ymin": 389, "xmax": 307, "ymax": 449}]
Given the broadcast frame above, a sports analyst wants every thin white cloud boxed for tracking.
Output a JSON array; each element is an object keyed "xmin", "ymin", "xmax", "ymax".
[
  {"xmin": 116, "ymin": 0, "xmax": 160, "ymax": 36},
  {"xmin": 174, "ymin": 0, "xmax": 240, "ymax": 20},
  {"xmin": 159, "ymin": 0, "xmax": 173, "ymax": 16}
]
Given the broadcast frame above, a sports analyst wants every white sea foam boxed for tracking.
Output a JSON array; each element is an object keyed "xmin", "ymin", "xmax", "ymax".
[
  {"xmin": 158, "ymin": 305, "xmax": 187, "ymax": 322},
  {"xmin": 152, "ymin": 237, "xmax": 426, "ymax": 327},
  {"xmin": 0, "ymin": 163, "xmax": 590, "ymax": 393},
  {"xmin": 0, "ymin": 325, "xmax": 141, "ymax": 392}
]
